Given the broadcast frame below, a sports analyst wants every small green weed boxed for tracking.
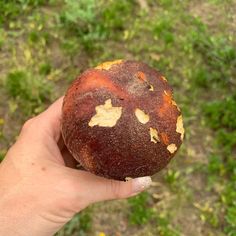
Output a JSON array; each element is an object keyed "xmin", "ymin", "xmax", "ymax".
[
  {"xmin": 153, "ymin": 17, "xmax": 174, "ymax": 45},
  {"xmin": 165, "ymin": 169, "xmax": 180, "ymax": 186},
  {"xmin": 61, "ymin": 37, "xmax": 81, "ymax": 58},
  {"xmin": 158, "ymin": 0, "xmax": 174, "ymax": 7},
  {"xmin": 156, "ymin": 215, "xmax": 181, "ymax": 236},
  {"xmin": 223, "ymin": 176, "xmax": 236, "ymax": 235},
  {"xmin": 5, "ymin": 70, "xmax": 51, "ymax": 115},
  {"xmin": 191, "ymin": 67, "xmax": 212, "ymax": 88},
  {"xmin": 39, "ymin": 63, "xmax": 52, "ymax": 76},
  {"xmin": 0, "ymin": 151, "xmax": 5, "ymax": 162},
  {"xmin": 28, "ymin": 31, "xmax": 40, "ymax": 44},
  {"xmin": 0, "ymin": 28, "xmax": 5, "ymax": 48},
  {"xmin": 203, "ymin": 95, "xmax": 236, "ymax": 130},
  {"xmin": 208, "ymin": 155, "xmax": 224, "ymax": 176},
  {"xmin": 55, "ymin": 211, "xmax": 92, "ymax": 236},
  {"xmin": 101, "ymin": 0, "xmax": 134, "ymax": 34},
  {"xmin": 128, "ymin": 192, "xmax": 153, "ymax": 225},
  {"xmin": 194, "ymin": 201, "xmax": 221, "ymax": 228},
  {"xmin": 216, "ymin": 130, "xmax": 236, "ymax": 155},
  {"xmin": 0, "ymin": 0, "xmax": 48, "ymax": 26}
]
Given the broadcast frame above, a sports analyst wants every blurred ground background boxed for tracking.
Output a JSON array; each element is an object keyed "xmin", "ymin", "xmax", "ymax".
[{"xmin": 0, "ymin": 0, "xmax": 236, "ymax": 235}]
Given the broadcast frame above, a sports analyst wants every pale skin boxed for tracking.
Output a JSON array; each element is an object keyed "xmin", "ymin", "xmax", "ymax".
[{"xmin": 0, "ymin": 97, "xmax": 152, "ymax": 236}]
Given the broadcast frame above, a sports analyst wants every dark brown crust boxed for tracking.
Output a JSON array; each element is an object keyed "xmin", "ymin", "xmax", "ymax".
[{"xmin": 61, "ymin": 60, "xmax": 183, "ymax": 180}]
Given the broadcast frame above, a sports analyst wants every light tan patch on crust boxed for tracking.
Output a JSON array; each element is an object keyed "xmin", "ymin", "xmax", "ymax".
[
  {"xmin": 95, "ymin": 60, "xmax": 123, "ymax": 70},
  {"xmin": 171, "ymin": 99, "xmax": 177, "ymax": 106},
  {"xmin": 171, "ymin": 99, "xmax": 179, "ymax": 106},
  {"xmin": 161, "ymin": 76, "xmax": 167, "ymax": 82},
  {"xmin": 89, "ymin": 99, "xmax": 122, "ymax": 127},
  {"xmin": 149, "ymin": 127, "xmax": 160, "ymax": 143},
  {"xmin": 149, "ymin": 84, "xmax": 154, "ymax": 91},
  {"xmin": 167, "ymin": 144, "xmax": 177, "ymax": 153},
  {"xmin": 172, "ymin": 100, "xmax": 181, "ymax": 111},
  {"xmin": 176, "ymin": 115, "xmax": 185, "ymax": 140},
  {"xmin": 135, "ymin": 108, "xmax": 150, "ymax": 124}
]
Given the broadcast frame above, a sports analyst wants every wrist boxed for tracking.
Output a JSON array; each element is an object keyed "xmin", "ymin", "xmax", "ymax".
[{"xmin": 0, "ymin": 193, "xmax": 58, "ymax": 236}]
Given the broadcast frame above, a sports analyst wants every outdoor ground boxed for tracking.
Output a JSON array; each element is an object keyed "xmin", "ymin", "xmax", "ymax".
[{"xmin": 0, "ymin": 0, "xmax": 236, "ymax": 235}]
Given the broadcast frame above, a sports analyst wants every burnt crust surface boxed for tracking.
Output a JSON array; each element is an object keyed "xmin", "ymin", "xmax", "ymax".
[{"xmin": 61, "ymin": 60, "xmax": 184, "ymax": 180}]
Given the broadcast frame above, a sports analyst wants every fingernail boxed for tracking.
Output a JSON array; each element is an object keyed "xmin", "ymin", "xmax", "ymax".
[{"xmin": 132, "ymin": 176, "xmax": 152, "ymax": 194}]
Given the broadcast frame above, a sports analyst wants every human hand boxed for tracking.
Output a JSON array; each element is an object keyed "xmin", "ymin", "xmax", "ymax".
[{"xmin": 0, "ymin": 97, "xmax": 152, "ymax": 236}]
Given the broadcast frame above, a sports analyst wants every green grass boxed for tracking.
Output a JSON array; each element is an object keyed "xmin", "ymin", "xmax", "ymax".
[
  {"xmin": 55, "ymin": 210, "xmax": 92, "ymax": 236},
  {"xmin": 203, "ymin": 95, "xmax": 236, "ymax": 130},
  {"xmin": 202, "ymin": 94, "xmax": 236, "ymax": 235},
  {"xmin": 128, "ymin": 192, "xmax": 153, "ymax": 225},
  {"xmin": 0, "ymin": 152, "xmax": 5, "ymax": 162},
  {"xmin": 5, "ymin": 70, "xmax": 52, "ymax": 115},
  {"xmin": 0, "ymin": 0, "xmax": 49, "ymax": 26},
  {"xmin": 59, "ymin": 0, "xmax": 135, "ymax": 54},
  {"xmin": 0, "ymin": 0, "xmax": 236, "ymax": 235},
  {"xmin": 156, "ymin": 215, "xmax": 181, "ymax": 236}
]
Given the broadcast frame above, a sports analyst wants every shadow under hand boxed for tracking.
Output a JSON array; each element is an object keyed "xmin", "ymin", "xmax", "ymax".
[{"xmin": 58, "ymin": 135, "xmax": 86, "ymax": 171}]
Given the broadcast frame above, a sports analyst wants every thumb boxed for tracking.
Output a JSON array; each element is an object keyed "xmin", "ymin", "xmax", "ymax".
[
  {"xmin": 68, "ymin": 170, "xmax": 152, "ymax": 206},
  {"xmin": 20, "ymin": 97, "xmax": 64, "ymax": 143}
]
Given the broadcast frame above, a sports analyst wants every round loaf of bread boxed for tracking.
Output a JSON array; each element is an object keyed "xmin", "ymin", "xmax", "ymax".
[{"xmin": 61, "ymin": 60, "xmax": 184, "ymax": 180}]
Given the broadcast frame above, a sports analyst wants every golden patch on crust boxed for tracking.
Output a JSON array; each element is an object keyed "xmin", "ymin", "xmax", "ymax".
[
  {"xmin": 176, "ymin": 115, "xmax": 184, "ymax": 140},
  {"xmin": 161, "ymin": 76, "xmax": 167, "ymax": 82},
  {"xmin": 171, "ymin": 99, "xmax": 180, "ymax": 111},
  {"xmin": 167, "ymin": 143, "xmax": 177, "ymax": 153},
  {"xmin": 171, "ymin": 99, "xmax": 177, "ymax": 106},
  {"xmin": 149, "ymin": 84, "xmax": 154, "ymax": 91},
  {"xmin": 88, "ymin": 99, "xmax": 122, "ymax": 127},
  {"xmin": 135, "ymin": 108, "xmax": 150, "ymax": 124},
  {"xmin": 95, "ymin": 60, "xmax": 123, "ymax": 70},
  {"xmin": 149, "ymin": 127, "xmax": 160, "ymax": 143}
]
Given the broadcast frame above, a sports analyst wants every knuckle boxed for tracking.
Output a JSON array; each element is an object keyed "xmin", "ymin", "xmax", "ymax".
[
  {"xmin": 109, "ymin": 180, "xmax": 126, "ymax": 199},
  {"xmin": 22, "ymin": 118, "xmax": 36, "ymax": 132}
]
